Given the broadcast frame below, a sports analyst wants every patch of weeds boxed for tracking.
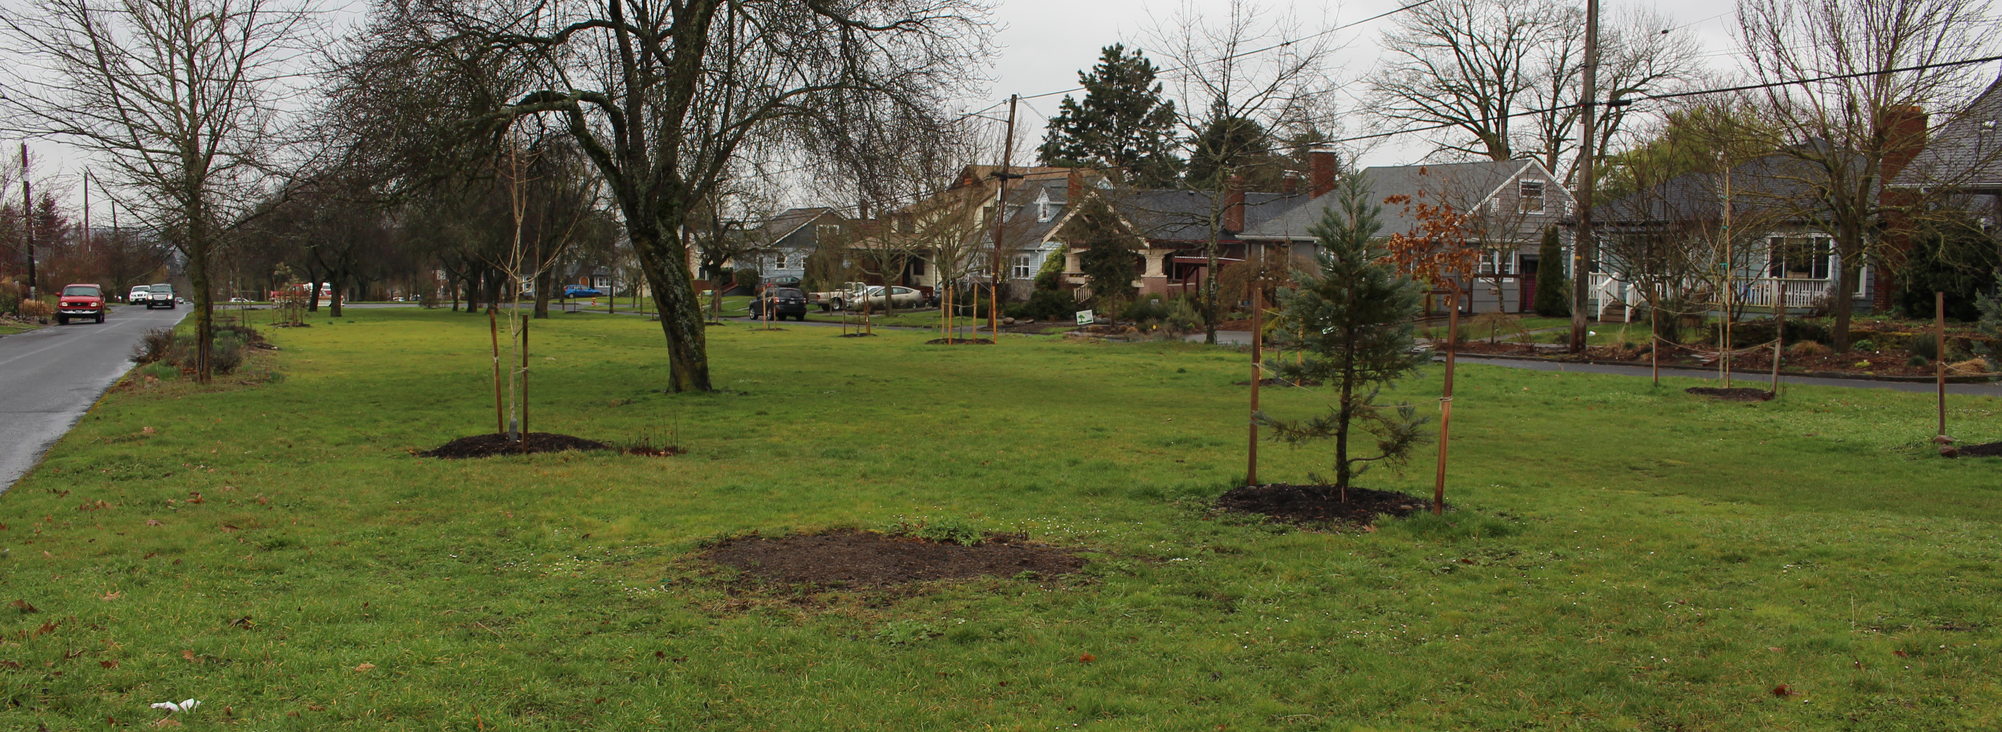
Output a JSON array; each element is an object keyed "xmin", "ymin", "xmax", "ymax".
[
  {"xmin": 885, "ymin": 515, "xmax": 985, "ymax": 546},
  {"xmin": 873, "ymin": 619, "xmax": 944, "ymax": 645}
]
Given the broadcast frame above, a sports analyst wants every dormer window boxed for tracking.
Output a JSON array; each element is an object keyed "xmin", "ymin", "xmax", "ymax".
[
  {"xmin": 1035, "ymin": 191, "xmax": 1058, "ymax": 223},
  {"xmin": 1518, "ymin": 180, "xmax": 1546, "ymax": 214}
]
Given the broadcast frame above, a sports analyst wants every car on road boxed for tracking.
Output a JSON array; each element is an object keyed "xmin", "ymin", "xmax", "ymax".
[
  {"xmin": 747, "ymin": 287, "xmax": 810, "ymax": 321},
  {"xmin": 854, "ymin": 285, "xmax": 927, "ymax": 309},
  {"xmin": 57, "ymin": 284, "xmax": 107, "ymax": 325},
  {"xmin": 563, "ymin": 285, "xmax": 604, "ymax": 298},
  {"xmin": 141, "ymin": 283, "xmax": 176, "ymax": 309},
  {"xmin": 127, "ymin": 286, "xmax": 149, "ymax": 303}
]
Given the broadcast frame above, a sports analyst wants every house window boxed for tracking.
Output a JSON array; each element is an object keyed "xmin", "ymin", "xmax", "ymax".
[
  {"xmin": 1037, "ymin": 199, "xmax": 1056, "ymax": 223},
  {"xmin": 1477, "ymin": 250, "xmax": 1514, "ymax": 275},
  {"xmin": 1767, "ymin": 236, "xmax": 1832, "ymax": 279},
  {"xmin": 908, "ymin": 257, "xmax": 926, "ymax": 277},
  {"xmin": 774, "ymin": 251, "xmax": 789, "ymax": 270},
  {"xmin": 1518, "ymin": 180, "xmax": 1546, "ymax": 214},
  {"xmin": 816, "ymin": 224, "xmax": 839, "ymax": 242},
  {"xmin": 1012, "ymin": 253, "xmax": 1035, "ymax": 279}
]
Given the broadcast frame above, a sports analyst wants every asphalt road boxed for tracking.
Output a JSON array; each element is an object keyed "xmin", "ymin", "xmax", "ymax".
[{"xmin": 0, "ymin": 304, "xmax": 186, "ymax": 493}]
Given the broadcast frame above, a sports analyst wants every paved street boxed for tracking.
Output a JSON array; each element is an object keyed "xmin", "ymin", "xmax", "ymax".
[{"xmin": 0, "ymin": 305, "xmax": 186, "ymax": 492}]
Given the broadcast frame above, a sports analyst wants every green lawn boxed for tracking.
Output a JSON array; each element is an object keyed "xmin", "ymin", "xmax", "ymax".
[
  {"xmin": 0, "ymin": 319, "xmax": 40, "ymax": 336},
  {"xmin": 5, "ymin": 308, "xmax": 2002, "ymax": 728}
]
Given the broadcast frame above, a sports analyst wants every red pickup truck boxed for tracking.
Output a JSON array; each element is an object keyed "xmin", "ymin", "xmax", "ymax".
[{"xmin": 57, "ymin": 283, "xmax": 107, "ymax": 325}]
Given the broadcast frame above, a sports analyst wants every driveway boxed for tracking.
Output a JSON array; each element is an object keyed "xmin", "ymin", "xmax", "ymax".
[{"xmin": 0, "ymin": 305, "xmax": 187, "ymax": 493}]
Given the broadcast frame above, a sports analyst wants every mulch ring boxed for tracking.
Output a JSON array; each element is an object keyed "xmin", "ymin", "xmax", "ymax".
[
  {"xmin": 924, "ymin": 337, "xmax": 995, "ymax": 345},
  {"xmin": 1945, "ymin": 441, "xmax": 2002, "ymax": 458},
  {"xmin": 1216, "ymin": 484, "xmax": 1432, "ymax": 527},
  {"xmin": 1685, "ymin": 387, "xmax": 1775, "ymax": 402},
  {"xmin": 836, "ymin": 332, "xmax": 878, "ymax": 338},
  {"xmin": 702, "ymin": 529, "xmax": 1084, "ymax": 590},
  {"xmin": 420, "ymin": 432, "xmax": 680, "ymax": 459}
]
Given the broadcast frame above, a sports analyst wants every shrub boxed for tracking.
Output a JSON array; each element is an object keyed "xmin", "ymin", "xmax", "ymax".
[
  {"xmin": 134, "ymin": 325, "xmax": 257, "ymax": 375},
  {"xmin": 1787, "ymin": 340, "xmax": 1831, "ymax": 357},
  {"xmin": 19, "ymin": 299, "xmax": 53, "ymax": 323},
  {"xmin": 1851, "ymin": 339, "xmax": 1876, "ymax": 352},
  {"xmin": 1121, "ymin": 297, "xmax": 1167, "ymax": 323},
  {"xmin": 1008, "ymin": 288, "xmax": 1075, "ymax": 321},
  {"xmin": 133, "ymin": 328, "xmax": 176, "ymax": 363},
  {"xmin": 731, "ymin": 267, "xmax": 761, "ymax": 290},
  {"xmin": 0, "ymin": 276, "xmax": 21, "ymax": 315},
  {"xmin": 1907, "ymin": 332, "xmax": 1940, "ymax": 361}
]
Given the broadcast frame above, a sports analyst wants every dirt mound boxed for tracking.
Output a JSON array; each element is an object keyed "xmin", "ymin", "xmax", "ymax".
[
  {"xmin": 1217, "ymin": 484, "xmax": 1432, "ymax": 526},
  {"xmin": 924, "ymin": 338, "xmax": 995, "ymax": 345},
  {"xmin": 1685, "ymin": 387, "xmax": 1774, "ymax": 402},
  {"xmin": 422, "ymin": 432, "xmax": 611, "ymax": 459},
  {"xmin": 1947, "ymin": 441, "xmax": 2002, "ymax": 458},
  {"xmin": 702, "ymin": 529, "xmax": 1084, "ymax": 588}
]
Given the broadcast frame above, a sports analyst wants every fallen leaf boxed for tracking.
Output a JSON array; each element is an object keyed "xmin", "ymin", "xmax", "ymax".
[
  {"xmin": 1894, "ymin": 650, "xmax": 1910, "ymax": 658},
  {"xmin": 0, "ymin": 661, "xmax": 21, "ymax": 669},
  {"xmin": 1771, "ymin": 683, "xmax": 1795, "ymax": 697},
  {"xmin": 151, "ymin": 718, "xmax": 181, "ymax": 728},
  {"xmin": 1078, "ymin": 653, "xmax": 1096, "ymax": 663},
  {"xmin": 185, "ymin": 493, "xmax": 204, "ymax": 505},
  {"xmin": 145, "ymin": 519, "xmax": 163, "ymax": 527},
  {"xmin": 34, "ymin": 622, "xmax": 57, "ymax": 636},
  {"xmin": 100, "ymin": 591, "xmax": 122, "ymax": 601},
  {"xmin": 181, "ymin": 649, "xmax": 198, "ymax": 663},
  {"xmin": 10, "ymin": 599, "xmax": 38, "ymax": 614},
  {"xmin": 100, "ymin": 660, "xmax": 118, "ymax": 669},
  {"xmin": 354, "ymin": 662, "xmax": 375, "ymax": 672},
  {"xmin": 229, "ymin": 616, "xmax": 254, "ymax": 630}
]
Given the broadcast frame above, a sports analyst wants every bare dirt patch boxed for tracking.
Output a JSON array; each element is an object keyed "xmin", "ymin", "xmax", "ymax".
[
  {"xmin": 924, "ymin": 337, "xmax": 995, "ymax": 345},
  {"xmin": 1216, "ymin": 484, "xmax": 1432, "ymax": 527},
  {"xmin": 422, "ymin": 432, "xmax": 611, "ymax": 459},
  {"xmin": 1234, "ymin": 377, "xmax": 1323, "ymax": 387},
  {"xmin": 1946, "ymin": 441, "xmax": 2002, "ymax": 458},
  {"xmin": 1685, "ymin": 387, "xmax": 1774, "ymax": 402},
  {"xmin": 702, "ymin": 529, "xmax": 1084, "ymax": 589}
]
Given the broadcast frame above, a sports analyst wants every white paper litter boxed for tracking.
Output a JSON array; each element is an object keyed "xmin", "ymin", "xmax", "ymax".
[{"xmin": 150, "ymin": 699, "xmax": 200, "ymax": 713}]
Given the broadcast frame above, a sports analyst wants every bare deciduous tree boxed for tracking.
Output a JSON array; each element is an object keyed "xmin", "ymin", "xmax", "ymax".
[
  {"xmin": 1147, "ymin": 0, "xmax": 1336, "ymax": 344},
  {"xmin": 1737, "ymin": 0, "xmax": 1996, "ymax": 351},
  {"xmin": 398, "ymin": 0, "xmax": 991, "ymax": 392},
  {"xmin": 1369, "ymin": 0, "xmax": 1699, "ymax": 182},
  {"xmin": 1, "ymin": 0, "xmax": 315, "ymax": 382}
]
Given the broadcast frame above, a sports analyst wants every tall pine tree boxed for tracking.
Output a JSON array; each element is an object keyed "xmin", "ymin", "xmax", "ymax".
[{"xmin": 1038, "ymin": 45, "xmax": 1183, "ymax": 187}]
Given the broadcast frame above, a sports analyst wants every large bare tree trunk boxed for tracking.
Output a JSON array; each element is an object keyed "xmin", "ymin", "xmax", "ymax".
[{"xmin": 632, "ymin": 224, "xmax": 711, "ymax": 392}]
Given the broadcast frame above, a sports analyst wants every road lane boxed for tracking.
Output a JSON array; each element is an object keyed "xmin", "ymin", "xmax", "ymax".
[{"xmin": 0, "ymin": 305, "xmax": 187, "ymax": 493}]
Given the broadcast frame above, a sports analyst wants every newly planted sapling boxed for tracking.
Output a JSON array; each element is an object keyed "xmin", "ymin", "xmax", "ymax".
[{"xmin": 1259, "ymin": 174, "xmax": 1429, "ymax": 501}]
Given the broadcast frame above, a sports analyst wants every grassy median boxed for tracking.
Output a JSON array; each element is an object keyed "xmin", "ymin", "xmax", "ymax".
[{"xmin": 2, "ymin": 307, "xmax": 2000, "ymax": 729}]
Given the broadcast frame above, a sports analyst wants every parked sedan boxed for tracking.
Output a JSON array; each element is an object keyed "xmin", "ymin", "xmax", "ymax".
[
  {"xmin": 747, "ymin": 287, "xmax": 810, "ymax": 321},
  {"xmin": 853, "ymin": 285, "xmax": 926, "ymax": 308}
]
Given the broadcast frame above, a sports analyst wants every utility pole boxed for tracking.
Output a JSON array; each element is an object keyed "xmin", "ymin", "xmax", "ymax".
[
  {"xmin": 989, "ymin": 94, "xmax": 1019, "ymax": 343},
  {"xmin": 1567, "ymin": 0, "xmax": 1601, "ymax": 352},
  {"xmin": 20, "ymin": 143, "xmax": 35, "ymax": 300}
]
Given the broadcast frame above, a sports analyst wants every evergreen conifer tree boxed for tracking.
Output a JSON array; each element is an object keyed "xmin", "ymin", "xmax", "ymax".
[
  {"xmin": 1261, "ymin": 174, "xmax": 1428, "ymax": 498},
  {"xmin": 1038, "ymin": 45, "xmax": 1183, "ymax": 187},
  {"xmin": 1533, "ymin": 227, "xmax": 1571, "ymax": 317}
]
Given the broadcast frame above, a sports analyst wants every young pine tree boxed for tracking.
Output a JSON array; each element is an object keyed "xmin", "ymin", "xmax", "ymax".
[{"xmin": 1261, "ymin": 174, "xmax": 1428, "ymax": 500}]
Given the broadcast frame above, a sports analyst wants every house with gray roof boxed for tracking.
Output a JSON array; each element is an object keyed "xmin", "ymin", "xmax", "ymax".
[
  {"xmin": 1242, "ymin": 157, "xmax": 1574, "ymax": 314},
  {"xmin": 744, "ymin": 207, "xmax": 847, "ymax": 283}
]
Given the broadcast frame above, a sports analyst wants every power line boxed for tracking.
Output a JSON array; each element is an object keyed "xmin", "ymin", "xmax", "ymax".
[
  {"xmin": 1016, "ymin": 0, "xmax": 1442, "ymax": 102},
  {"xmin": 1334, "ymin": 52, "xmax": 2002, "ymax": 148}
]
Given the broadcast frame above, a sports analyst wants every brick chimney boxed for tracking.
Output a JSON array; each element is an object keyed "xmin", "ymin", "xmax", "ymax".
[
  {"xmin": 1222, "ymin": 176, "xmax": 1246, "ymax": 233},
  {"xmin": 857, "ymin": 196, "xmax": 871, "ymax": 221},
  {"xmin": 1067, "ymin": 167, "xmax": 1083, "ymax": 204},
  {"xmin": 1309, "ymin": 150, "xmax": 1338, "ymax": 198},
  {"xmin": 1881, "ymin": 105, "xmax": 1929, "ymax": 184},
  {"xmin": 1877, "ymin": 104, "xmax": 1929, "ymax": 312}
]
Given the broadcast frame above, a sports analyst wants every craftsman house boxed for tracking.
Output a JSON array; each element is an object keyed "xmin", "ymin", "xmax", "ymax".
[
  {"xmin": 1235, "ymin": 155, "xmax": 1575, "ymax": 314},
  {"xmin": 745, "ymin": 207, "xmax": 847, "ymax": 283}
]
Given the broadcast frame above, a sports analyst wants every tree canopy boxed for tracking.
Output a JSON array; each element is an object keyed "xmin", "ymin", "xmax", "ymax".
[{"xmin": 1038, "ymin": 44, "xmax": 1183, "ymax": 187}]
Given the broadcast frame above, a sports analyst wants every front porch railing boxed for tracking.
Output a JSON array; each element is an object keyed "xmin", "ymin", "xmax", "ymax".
[{"xmin": 1589, "ymin": 275, "xmax": 1837, "ymax": 317}]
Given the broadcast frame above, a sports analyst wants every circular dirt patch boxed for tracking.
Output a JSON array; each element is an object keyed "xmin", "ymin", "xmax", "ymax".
[
  {"xmin": 1946, "ymin": 441, "xmax": 2002, "ymax": 458},
  {"xmin": 837, "ymin": 332, "xmax": 878, "ymax": 338},
  {"xmin": 702, "ymin": 529, "xmax": 1083, "ymax": 588},
  {"xmin": 1217, "ymin": 484, "xmax": 1432, "ymax": 526},
  {"xmin": 422, "ymin": 432, "xmax": 611, "ymax": 459},
  {"xmin": 924, "ymin": 337, "xmax": 995, "ymax": 345},
  {"xmin": 1685, "ymin": 387, "xmax": 1774, "ymax": 402}
]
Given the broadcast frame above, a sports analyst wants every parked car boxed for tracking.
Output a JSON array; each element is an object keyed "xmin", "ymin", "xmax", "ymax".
[
  {"xmin": 228, "ymin": 297, "xmax": 251, "ymax": 303},
  {"xmin": 127, "ymin": 286, "xmax": 149, "ymax": 303},
  {"xmin": 57, "ymin": 283, "xmax": 106, "ymax": 325},
  {"xmin": 142, "ymin": 283, "xmax": 176, "ymax": 309},
  {"xmin": 563, "ymin": 284, "xmax": 604, "ymax": 298},
  {"xmin": 853, "ymin": 285, "xmax": 926, "ymax": 308},
  {"xmin": 747, "ymin": 287, "xmax": 809, "ymax": 321}
]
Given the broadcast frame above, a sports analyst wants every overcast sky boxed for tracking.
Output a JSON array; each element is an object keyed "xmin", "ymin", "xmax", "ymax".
[{"xmin": 13, "ymin": 0, "xmax": 1995, "ymax": 214}]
